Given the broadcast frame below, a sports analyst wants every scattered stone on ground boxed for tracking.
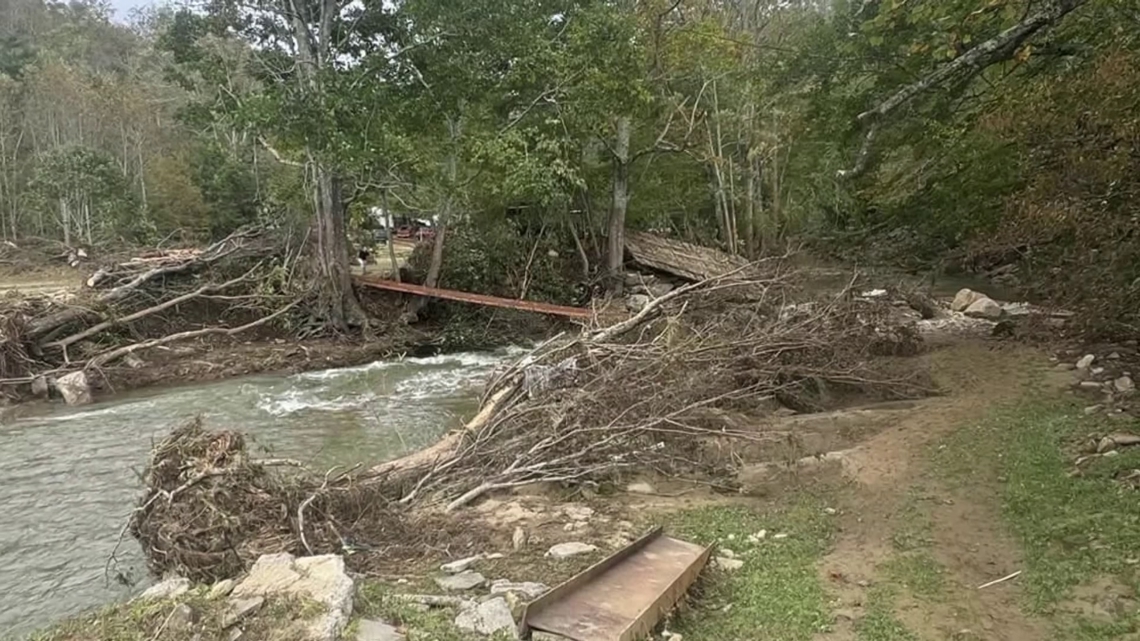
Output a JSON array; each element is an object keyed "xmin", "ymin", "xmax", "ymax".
[
  {"xmin": 545, "ymin": 542, "xmax": 597, "ymax": 559},
  {"xmin": 54, "ymin": 370, "xmax": 92, "ymax": 406},
  {"xmin": 138, "ymin": 576, "xmax": 191, "ymax": 601},
  {"xmin": 964, "ymin": 297, "xmax": 1003, "ymax": 320},
  {"xmin": 227, "ymin": 627, "xmax": 244, "ymax": 641},
  {"xmin": 719, "ymin": 548, "xmax": 736, "ymax": 559},
  {"xmin": 440, "ymin": 555, "xmax": 483, "ymax": 574},
  {"xmin": 1001, "ymin": 302, "xmax": 1031, "ymax": 318},
  {"xmin": 1078, "ymin": 354, "xmax": 1096, "ymax": 370},
  {"xmin": 168, "ymin": 603, "xmax": 197, "ymax": 633},
  {"xmin": 231, "ymin": 553, "xmax": 354, "ymax": 641},
  {"xmin": 222, "ymin": 596, "xmax": 265, "ymax": 629},
  {"xmin": 489, "ymin": 580, "xmax": 550, "ymax": 600},
  {"xmin": 1085, "ymin": 405, "xmax": 1104, "ymax": 416},
  {"xmin": 747, "ymin": 530, "xmax": 767, "ymax": 543},
  {"xmin": 1115, "ymin": 376, "xmax": 1135, "ymax": 394},
  {"xmin": 454, "ymin": 597, "xmax": 518, "ymax": 639},
  {"xmin": 625, "ymin": 481, "xmax": 655, "ymax": 495},
  {"xmin": 562, "ymin": 505, "xmax": 595, "ymax": 521},
  {"xmin": 435, "ymin": 571, "xmax": 487, "ymax": 591},
  {"xmin": 627, "ymin": 294, "xmax": 650, "ymax": 312},
  {"xmin": 209, "ymin": 579, "xmax": 236, "ymax": 599},
  {"xmin": 511, "ymin": 527, "xmax": 527, "ymax": 550},
  {"xmin": 356, "ymin": 619, "xmax": 405, "ymax": 641},
  {"xmin": 649, "ymin": 282, "xmax": 674, "ymax": 298},
  {"xmin": 951, "ymin": 288, "xmax": 986, "ymax": 313},
  {"xmin": 714, "ymin": 557, "xmax": 744, "ymax": 572}
]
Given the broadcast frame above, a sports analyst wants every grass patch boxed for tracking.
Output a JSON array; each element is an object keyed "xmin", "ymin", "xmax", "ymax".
[
  {"xmin": 355, "ymin": 581, "xmax": 489, "ymax": 641},
  {"xmin": 856, "ymin": 587, "xmax": 919, "ymax": 641},
  {"xmin": 666, "ymin": 497, "xmax": 836, "ymax": 641},
  {"xmin": 26, "ymin": 592, "xmax": 316, "ymax": 641},
  {"xmin": 937, "ymin": 400, "xmax": 1140, "ymax": 637},
  {"xmin": 882, "ymin": 551, "xmax": 944, "ymax": 599}
]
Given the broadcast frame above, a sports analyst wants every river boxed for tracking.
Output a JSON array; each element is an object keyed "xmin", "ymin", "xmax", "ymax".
[{"xmin": 0, "ymin": 347, "xmax": 523, "ymax": 638}]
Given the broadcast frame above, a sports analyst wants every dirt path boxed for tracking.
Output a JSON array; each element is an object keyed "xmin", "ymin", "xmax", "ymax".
[{"xmin": 813, "ymin": 342, "xmax": 1059, "ymax": 641}]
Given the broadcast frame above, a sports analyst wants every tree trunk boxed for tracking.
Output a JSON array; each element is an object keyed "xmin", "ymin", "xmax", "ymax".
[
  {"xmin": 607, "ymin": 115, "xmax": 631, "ymax": 287},
  {"xmin": 314, "ymin": 166, "xmax": 366, "ymax": 330},
  {"xmin": 383, "ymin": 189, "xmax": 400, "ymax": 283}
]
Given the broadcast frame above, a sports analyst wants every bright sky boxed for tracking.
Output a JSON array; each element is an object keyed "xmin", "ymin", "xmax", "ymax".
[{"xmin": 108, "ymin": 0, "xmax": 151, "ymax": 21}]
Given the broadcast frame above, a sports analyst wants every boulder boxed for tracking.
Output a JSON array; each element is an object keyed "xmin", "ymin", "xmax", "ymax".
[
  {"xmin": 545, "ymin": 542, "xmax": 597, "ymax": 559},
  {"xmin": 434, "ymin": 571, "xmax": 486, "ymax": 591},
  {"xmin": 138, "ymin": 576, "xmax": 190, "ymax": 601},
  {"xmin": 454, "ymin": 597, "xmax": 518, "ymax": 639},
  {"xmin": 964, "ymin": 298, "xmax": 1003, "ymax": 320},
  {"xmin": 55, "ymin": 371, "xmax": 92, "ymax": 406},
  {"xmin": 951, "ymin": 289, "xmax": 986, "ymax": 313},
  {"xmin": 232, "ymin": 553, "xmax": 354, "ymax": 641}
]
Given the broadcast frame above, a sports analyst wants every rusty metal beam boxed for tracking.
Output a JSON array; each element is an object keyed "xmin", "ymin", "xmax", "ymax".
[{"xmin": 354, "ymin": 277, "xmax": 595, "ymax": 320}]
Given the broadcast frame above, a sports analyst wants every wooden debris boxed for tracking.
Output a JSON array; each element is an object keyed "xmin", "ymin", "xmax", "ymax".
[{"xmin": 624, "ymin": 232, "xmax": 751, "ymax": 282}]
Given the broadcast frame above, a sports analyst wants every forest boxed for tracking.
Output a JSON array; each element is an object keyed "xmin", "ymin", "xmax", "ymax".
[{"xmin": 1, "ymin": 0, "xmax": 1137, "ymax": 333}]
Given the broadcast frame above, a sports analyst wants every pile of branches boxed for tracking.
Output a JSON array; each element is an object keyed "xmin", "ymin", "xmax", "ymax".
[
  {"xmin": 127, "ymin": 418, "xmax": 482, "ymax": 583},
  {"xmin": 0, "ymin": 227, "xmax": 302, "ymax": 394},
  {"xmin": 386, "ymin": 268, "xmax": 932, "ymax": 511}
]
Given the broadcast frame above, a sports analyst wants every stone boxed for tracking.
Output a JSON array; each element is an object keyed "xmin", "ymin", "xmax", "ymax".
[
  {"xmin": 719, "ymin": 548, "xmax": 736, "ymax": 559},
  {"xmin": 649, "ymin": 282, "xmax": 675, "ymax": 298},
  {"xmin": 357, "ymin": 619, "xmax": 405, "ymax": 641},
  {"xmin": 222, "ymin": 596, "xmax": 265, "ymax": 628},
  {"xmin": 232, "ymin": 553, "xmax": 354, "ymax": 641},
  {"xmin": 1092, "ymin": 367, "xmax": 1106, "ymax": 376},
  {"xmin": 951, "ymin": 289, "xmax": 986, "ymax": 313},
  {"xmin": 1055, "ymin": 362, "xmax": 1076, "ymax": 371},
  {"xmin": 435, "ymin": 571, "xmax": 486, "ymax": 591},
  {"xmin": 454, "ymin": 597, "xmax": 518, "ymax": 639},
  {"xmin": 625, "ymin": 481, "xmax": 656, "ymax": 495},
  {"xmin": 441, "ymin": 555, "xmax": 483, "ymax": 574},
  {"xmin": 1085, "ymin": 405, "xmax": 1105, "ymax": 416},
  {"xmin": 1077, "ymin": 354, "xmax": 1096, "ymax": 370},
  {"xmin": 1115, "ymin": 376, "xmax": 1136, "ymax": 394},
  {"xmin": 55, "ymin": 371, "xmax": 92, "ymax": 406},
  {"xmin": 168, "ymin": 604, "xmax": 197, "ymax": 633},
  {"xmin": 1001, "ymin": 302, "xmax": 1032, "ymax": 318},
  {"xmin": 562, "ymin": 505, "xmax": 595, "ymax": 521},
  {"xmin": 30, "ymin": 376, "xmax": 49, "ymax": 398},
  {"xmin": 1079, "ymin": 381, "xmax": 1104, "ymax": 390},
  {"xmin": 209, "ymin": 579, "xmax": 236, "ymax": 599},
  {"xmin": 714, "ymin": 557, "xmax": 744, "ymax": 571},
  {"xmin": 666, "ymin": 634, "xmax": 683, "ymax": 641},
  {"xmin": 1109, "ymin": 352, "xmax": 1123, "ymax": 360},
  {"xmin": 627, "ymin": 294, "xmax": 651, "ymax": 312},
  {"xmin": 533, "ymin": 633, "xmax": 574, "ymax": 641},
  {"xmin": 138, "ymin": 576, "xmax": 190, "ymax": 601},
  {"xmin": 489, "ymin": 580, "xmax": 550, "ymax": 600},
  {"xmin": 511, "ymin": 527, "xmax": 527, "ymax": 550},
  {"xmin": 123, "ymin": 353, "xmax": 146, "ymax": 369},
  {"xmin": 964, "ymin": 297, "xmax": 1003, "ymax": 320},
  {"xmin": 227, "ymin": 628, "xmax": 244, "ymax": 641},
  {"xmin": 545, "ymin": 542, "xmax": 597, "ymax": 559}
]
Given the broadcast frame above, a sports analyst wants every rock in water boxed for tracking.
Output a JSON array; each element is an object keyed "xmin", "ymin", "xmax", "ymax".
[
  {"xmin": 232, "ymin": 553, "xmax": 354, "ymax": 641},
  {"xmin": 454, "ymin": 598, "xmax": 518, "ymax": 639},
  {"xmin": 964, "ymin": 298, "xmax": 1003, "ymax": 320},
  {"xmin": 55, "ymin": 371, "xmax": 91, "ymax": 405},
  {"xmin": 545, "ymin": 542, "xmax": 597, "ymax": 559},
  {"xmin": 434, "ymin": 571, "xmax": 486, "ymax": 591},
  {"xmin": 951, "ymin": 288, "xmax": 986, "ymax": 313}
]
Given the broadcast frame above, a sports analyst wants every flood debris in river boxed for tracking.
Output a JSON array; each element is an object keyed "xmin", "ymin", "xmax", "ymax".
[{"xmin": 129, "ymin": 264, "xmax": 935, "ymax": 584}]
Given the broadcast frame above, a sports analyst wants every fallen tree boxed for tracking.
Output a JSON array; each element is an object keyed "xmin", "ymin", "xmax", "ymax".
[{"xmin": 127, "ymin": 262, "xmax": 934, "ymax": 581}]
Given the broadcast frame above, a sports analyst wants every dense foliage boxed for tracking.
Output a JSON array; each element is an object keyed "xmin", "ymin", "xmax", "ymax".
[{"xmin": 1, "ymin": 0, "xmax": 1134, "ymax": 329}]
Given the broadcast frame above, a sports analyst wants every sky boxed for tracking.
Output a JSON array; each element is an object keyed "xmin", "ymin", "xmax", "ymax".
[{"xmin": 108, "ymin": 0, "xmax": 151, "ymax": 22}]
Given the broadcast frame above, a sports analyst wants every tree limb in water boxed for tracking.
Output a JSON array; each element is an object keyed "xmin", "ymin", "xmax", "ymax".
[{"xmin": 838, "ymin": 0, "xmax": 1089, "ymax": 179}]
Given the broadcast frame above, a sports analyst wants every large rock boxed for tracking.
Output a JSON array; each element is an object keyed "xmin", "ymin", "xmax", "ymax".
[
  {"xmin": 454, "ymin": 597, "xmax": 518, "ymax": 639},
  {"xmin": 138, "ymin": 576, "xmax": 191, "ymax": 601},
  {"xmin": 232, "ymin": 553, "xmax": 353, "ymax": 641},
  {"xmin": 55, "ymin": 371, "xmax": 92, "ymax": 406},
  {"xmin": 964, "ymin": 297, "xmax": 1003, "ymax": 320},
  {"xmin": 545, "ymin": 542, "xmax": 597, "ymax": 559},
  {"xmin": 951, "ymin": 288, "xmax": 986, "ymax": 313}
]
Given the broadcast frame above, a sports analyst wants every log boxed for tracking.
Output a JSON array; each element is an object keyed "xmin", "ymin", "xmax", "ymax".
[{"xmin": 624, "ymin": 232, "xmax": 752, "ymax": 282}]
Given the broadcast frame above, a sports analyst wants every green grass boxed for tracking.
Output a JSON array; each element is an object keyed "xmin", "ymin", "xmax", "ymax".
[
  {"xmin": 666, "ymin": 497, "xmax": 837, "ymax": 641},
  {"xmin": 355, "ymin": 582, "xmax": 503, "ymax": 641},
  {"xmin": 856, "ymin": 587, "xmax": 920, "ymax": 641},
  {"xmin": 937, "ymin": 400, "xmax": 1140, "ymax": 638},
  {"xmin": 882, "ymin": 551, "xmax": 944, "ymax": 599}
]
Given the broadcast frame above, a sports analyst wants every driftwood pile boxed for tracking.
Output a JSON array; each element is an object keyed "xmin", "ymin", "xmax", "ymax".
[
  {"xmin": 128, "ymin": 263, "xmax": 934, "ymax": 581},
  {"xmin": 0, "ymin": 227, "xmax": 296, "ymax": 400}
]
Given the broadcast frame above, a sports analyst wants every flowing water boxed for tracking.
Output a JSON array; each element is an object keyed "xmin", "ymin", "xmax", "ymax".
[{"xmin": 0, "ymin": 347, "xmax": 523, "ymax": 638}]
